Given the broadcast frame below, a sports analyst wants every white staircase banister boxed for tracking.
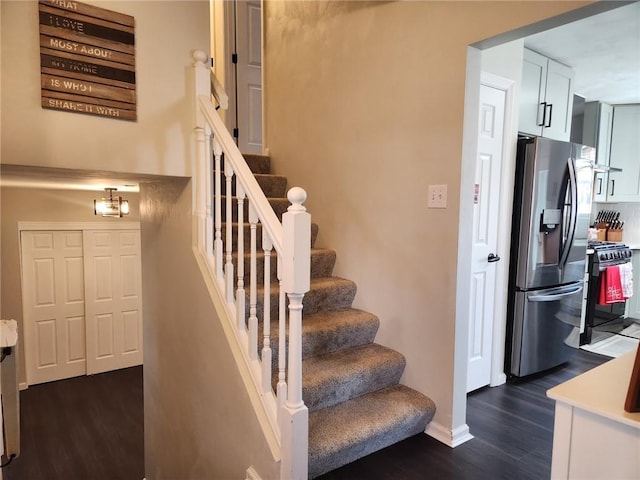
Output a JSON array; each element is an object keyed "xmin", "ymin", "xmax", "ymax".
[
  {"xmin": 211, "ymin": 69, "xmax": 229, "ymax": 110},
  {"xmin": 191, "ymin": 49, "xmax": 309, "ymax": 479},
  {"xmin": 197, "ymin": 96, "xmax": 284, "ymax": 254}
]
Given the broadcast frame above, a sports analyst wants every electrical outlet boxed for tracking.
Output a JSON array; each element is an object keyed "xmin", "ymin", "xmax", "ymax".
[{"xmin": 428, "ymin": 184, "xmax": 447, "ymax": 209}]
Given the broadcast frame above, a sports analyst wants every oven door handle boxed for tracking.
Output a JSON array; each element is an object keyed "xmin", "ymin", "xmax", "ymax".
[{"xmin": 528, "ymin": 284, "xmax": 583, "ymax": 302}]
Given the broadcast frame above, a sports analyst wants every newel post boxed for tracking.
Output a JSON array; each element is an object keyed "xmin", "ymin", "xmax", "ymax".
[
  {"xmin": 280, "ymin": 187, "xmax": 310, "ymax": 480},
  {"xmin": 192, "ymin": 50, "xmax": 211, "ymax": 250}
]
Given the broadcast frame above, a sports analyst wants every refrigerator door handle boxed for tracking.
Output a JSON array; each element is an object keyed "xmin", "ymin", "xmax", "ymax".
[
  {"xmin": 559, "ymin": 157, "xmax": 578, "ymax": 268},
  {"xmin": 528, "ymin": 284, "xmax": 583, "ymax": 302}
]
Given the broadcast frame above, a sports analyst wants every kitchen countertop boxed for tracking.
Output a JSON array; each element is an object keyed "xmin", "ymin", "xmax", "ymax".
[{"xmin": 547, "ymin": 350, "xmax": 640, "ymax": 429}]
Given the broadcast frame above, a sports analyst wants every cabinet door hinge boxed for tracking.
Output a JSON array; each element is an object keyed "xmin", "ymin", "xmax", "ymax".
[
  {"xmin": 232, "ymin": 53, "xmax": 238, "ymax": 64},
  {"xmin": 233, "ymin": 128, "xmax": 239, "ymax": 138}
]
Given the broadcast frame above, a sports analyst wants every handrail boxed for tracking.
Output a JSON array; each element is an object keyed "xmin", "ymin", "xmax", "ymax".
[
  {"xmin": 190, "ymin": 50, "xmax": 309, "ymax": 480},
  {"xmin": 210, "ymin": 68, "xmax": 229, "ymax": 111},
  {"xmin": 197, "ymin": 97, "xmax": 284, "ymax": 254}
]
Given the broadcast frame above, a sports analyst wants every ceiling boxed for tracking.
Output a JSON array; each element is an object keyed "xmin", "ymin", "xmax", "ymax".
[{"xmin": 524, "ymin": 1, "xmax": 640, "ymax": 105}]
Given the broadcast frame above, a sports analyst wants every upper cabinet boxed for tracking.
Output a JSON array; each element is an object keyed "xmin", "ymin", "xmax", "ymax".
[
  {"xmin": 519, "ymin": 49, "xmax": 575, "ymax": 141},
  {"xmin": 607, "ymin": 104, "xmax": 640, "ymax": 202},
  {"xmin": 583, "ymin": 102, "xmax": 614, "ymax": 202}
]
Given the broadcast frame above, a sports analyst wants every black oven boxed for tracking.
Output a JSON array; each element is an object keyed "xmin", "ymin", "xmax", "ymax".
[{"xmin": 580, "ymin": 242, "xmax": 633, "ymax": 346}]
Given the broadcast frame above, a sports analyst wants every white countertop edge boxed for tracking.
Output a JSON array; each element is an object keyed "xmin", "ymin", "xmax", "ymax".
[{"xmin": 547, "ymin": 351, "xmax": 640, "ymax": 430}]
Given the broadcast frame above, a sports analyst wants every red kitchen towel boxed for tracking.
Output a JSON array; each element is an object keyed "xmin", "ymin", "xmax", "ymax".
[{"xmin": 604, "ymin": 265, "xmax": 625, "ymax": 304}]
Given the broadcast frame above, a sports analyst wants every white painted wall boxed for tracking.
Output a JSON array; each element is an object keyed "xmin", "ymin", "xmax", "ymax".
[
  {"xmin": 263, "ymin": 0, "xmax": 593, "ymax": 443},
  {"xmin": 140, "ymin": 179, "xmax": 279, "ymax": 480},
  {"xmin": 0, "ymin": 0, "xmax": 209, "ymax": 177}
]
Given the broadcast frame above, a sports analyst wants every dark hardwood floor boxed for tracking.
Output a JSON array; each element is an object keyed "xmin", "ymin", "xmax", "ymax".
[
  {"xmin": 317, "ymin": 349, "xmax": 609, "ymax": 480},
  {"xmin": 1, "ymin": 350, "xmax": 608, "ymax": 480},
  {"xmin": 2, "ymin": 366, "xmax": 143, "ymax": 480}
]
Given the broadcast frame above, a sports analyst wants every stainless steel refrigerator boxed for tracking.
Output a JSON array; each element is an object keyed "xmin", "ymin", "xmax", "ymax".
[{"xmin": 506, "ymin": 136, "xmax": 595, "ymax": 378}]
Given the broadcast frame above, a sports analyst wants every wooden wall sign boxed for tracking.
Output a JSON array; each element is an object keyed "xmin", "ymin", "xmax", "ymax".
[{"xmin": 39, "ymin": 0, "xmax": 136, "ymax": 121}]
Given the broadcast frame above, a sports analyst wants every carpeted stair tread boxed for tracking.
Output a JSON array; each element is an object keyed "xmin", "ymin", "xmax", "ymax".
[
  {"xmin": 232, "ymin": 248, "xmax": 336, "ymax": 282},
  {"xmin": 242, "ymin": 153, "xmax": 271, "ymax": 174},
  {"xmin": 302, "ymin": 343, "xmax": 405, "ymax": 411},
  {"xmin": 222, "ymin": 197, "xmax": 290, "ymax": 222},
  {"xmin": 266, "ymin": 308, "xmax": 379, "ymax": 369},
  {"xmin": 254, "ymin": 174, "xmax": 287, "ymax": 198},
  {"xmin": 230, "ymin": 222, "xmax": 319, "ymax": 249},
  {"xmin": 254, "ymin": 276, "xmax": 357, "ymax": 320},
  {"xmin": 299, "ymin": 308, "xmax": 379, "ymax": 357},
  {"xmin": 308, "ymin": 385, "xmax": 436, "ymax": 478},
  {"xmin": 219, "ymin": 174, "xmax": 287, "ymax": 199}
]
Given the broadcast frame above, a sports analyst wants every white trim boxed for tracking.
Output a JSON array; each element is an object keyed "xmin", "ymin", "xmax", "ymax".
[
  {"xmin": 425, "ymin": 421, "xmax": 473, "ymax": 448},
  {"xmin": 246, "ymin": 466, "xmax": 262, "ymax": 480},
  {"xmin": 18, "ymin": 221, "xmax": 140, "ymax": 231},
  {"xmin": 19, "ymin": 382, "xmax": 28, "ymax": 391},
  {"xmin": 479, "ymin": 72, "xmax": 516, "ymax": 389}
]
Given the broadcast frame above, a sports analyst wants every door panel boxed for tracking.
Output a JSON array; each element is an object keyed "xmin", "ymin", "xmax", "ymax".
[
  {"xmin": 467, "ymin": 83, "xmax": 505, "ymax": 392},
  {"xmin": 21, "ymin": 231, "xmax": 87, "ymax": 384},
  {"xmin": 84, "ymin": 230, "xmax": 143, "ymax": 374},
  {"xmin": 236, "ymin": 0, "xmax": 262, "ymax": 154}
]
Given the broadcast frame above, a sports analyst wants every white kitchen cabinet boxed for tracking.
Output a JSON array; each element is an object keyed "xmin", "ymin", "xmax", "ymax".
[
  {"xmin": 607, "ymin": 104, "xmax": 640, "ymax": 202},
  {"xmin": 582, "ymin": 102, "xmax": 613, "ymax": 202},
  {"xmin": 519, "ymin": 48, "xmax": 575, "ymax": 141}
]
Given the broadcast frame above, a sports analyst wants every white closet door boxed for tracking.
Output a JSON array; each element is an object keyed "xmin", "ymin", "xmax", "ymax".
[
  {"xmin": 21, "ymin": 231, "xmax": 86, "ymax": 385},
  {"xmin": 83, "ymin": 230, "xmax": 143, "ymax": 374}
]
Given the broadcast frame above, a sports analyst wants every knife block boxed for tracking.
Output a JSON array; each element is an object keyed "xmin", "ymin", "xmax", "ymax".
[
  {"xmin": 597, "ymin": 228, "xmax": 608, "ymax": 241},
  {"xmin": 607, "ymin": 229, "xmax": 623, "ymax": 242}
]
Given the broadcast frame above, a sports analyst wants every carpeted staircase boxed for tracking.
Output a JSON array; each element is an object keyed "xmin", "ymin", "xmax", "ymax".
[{"xmin": 228, "ymin": 154, "xmax": 436, "ymax": 478}]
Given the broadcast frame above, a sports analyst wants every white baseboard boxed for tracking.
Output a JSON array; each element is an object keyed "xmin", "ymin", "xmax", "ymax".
[
  {"xmin": 246, "ymin": 466, "xmax": 262, "ymax": 480},
  {"xmin": 425, "ymin": 421, "xmax": 473, "ymax": 448}
]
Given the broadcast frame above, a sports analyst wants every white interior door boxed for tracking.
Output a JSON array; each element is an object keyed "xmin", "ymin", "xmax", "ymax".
[
  {"xmin": 83, "ymin": 230, "xmax": 143, "ymax": 374},
  {"xmin": 21, "ymin": 231, "xmax": 86, "ymax": 385},
  {"xmin": 235, "ymin": 0, "xmax": 262, "ymax": 154},
  {"xmin": 467, "ymin": 83, "xmax": 506, "ymax": 393}
]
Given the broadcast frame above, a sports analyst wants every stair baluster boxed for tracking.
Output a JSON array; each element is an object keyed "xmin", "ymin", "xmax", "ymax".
[
  {"xmin": 262, "ymin": 235, "xmax": 273, "ymax": 393},
  {"xmin": 277, "ymin": 261, "xmax": 287, "ymax": 411},
  {"xmin": 213, "ymin": 140, "xmax": 223, "ymax": 280},
  {"xmin": 248, "ymin": 204, "xmax": 259, "ymax": 361},
  {"xmin": 236, "ymin": 184, "xmax": 247, "ymax": 330},
  {"xmin": 224, "ymin": 163, "xmax": 235, "ymax": 304},
  {"xmin": 204, "ymin": 126, "xmax": 213, "ymax": 255}
]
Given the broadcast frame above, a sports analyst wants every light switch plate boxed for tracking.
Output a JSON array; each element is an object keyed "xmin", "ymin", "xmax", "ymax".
[{"xmin": 428, "ymin": 184, "xmax": 447, "ymax": 209}]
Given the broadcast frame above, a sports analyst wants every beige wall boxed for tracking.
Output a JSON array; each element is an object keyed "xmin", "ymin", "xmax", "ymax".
[
  {"xmin": 264, "ymin": 0, "xmax": 593, "ymax": 437},
  {"xmin": 0, "ymin": 0, "xmax": 209, "ymax": 177},
  {"xmin": 140, "ymin": 179, "xmax": 279, "ymax": 480},
  {"xmin": 0, "ymin": 186, "xmax": 140, "ymax": 386}
]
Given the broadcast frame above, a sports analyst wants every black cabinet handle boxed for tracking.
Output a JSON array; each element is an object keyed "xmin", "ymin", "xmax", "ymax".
[
  {"xmin": 537, "ymin": 102, "xmax": 547, "ymax": 127},
  {"xmin": 487, "ymin": 253, "xmax": 501, "ymax": 263},
  {"xmin": 596, "ymin": 177, "xmax": 603, "ymax": 195},
  {"xmin": 610, "ymin": 179, "xmax": 615, "ymax": 196},
  {"xmin": 545, "ymin": 103, "xmax": 553, "ymax": 128}
]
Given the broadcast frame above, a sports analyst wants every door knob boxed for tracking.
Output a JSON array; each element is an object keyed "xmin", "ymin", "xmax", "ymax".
[{"xmin": 487, "ymin": 253, "xmax": 501, "ymax": 263}]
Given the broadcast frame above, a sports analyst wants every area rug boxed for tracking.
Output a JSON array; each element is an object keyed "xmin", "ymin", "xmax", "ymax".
[{"xmin": 581, "ymin": 323, "xmax": 640, "ymax": 358}]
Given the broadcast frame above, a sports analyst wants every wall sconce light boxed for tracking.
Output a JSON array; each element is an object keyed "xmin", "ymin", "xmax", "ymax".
[{"xmin": 94, "ymin": 188, "xmax": 130, "ymax": 217}]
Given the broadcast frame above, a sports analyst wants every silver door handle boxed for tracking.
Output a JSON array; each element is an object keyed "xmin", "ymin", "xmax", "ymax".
[
  {"xmin": 487, "ymin": 253, "xmax": 500, "ymax": 263},
  {"xmin": 528, "ymin": 285, "xmax": 582, "ymax": 302}
]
